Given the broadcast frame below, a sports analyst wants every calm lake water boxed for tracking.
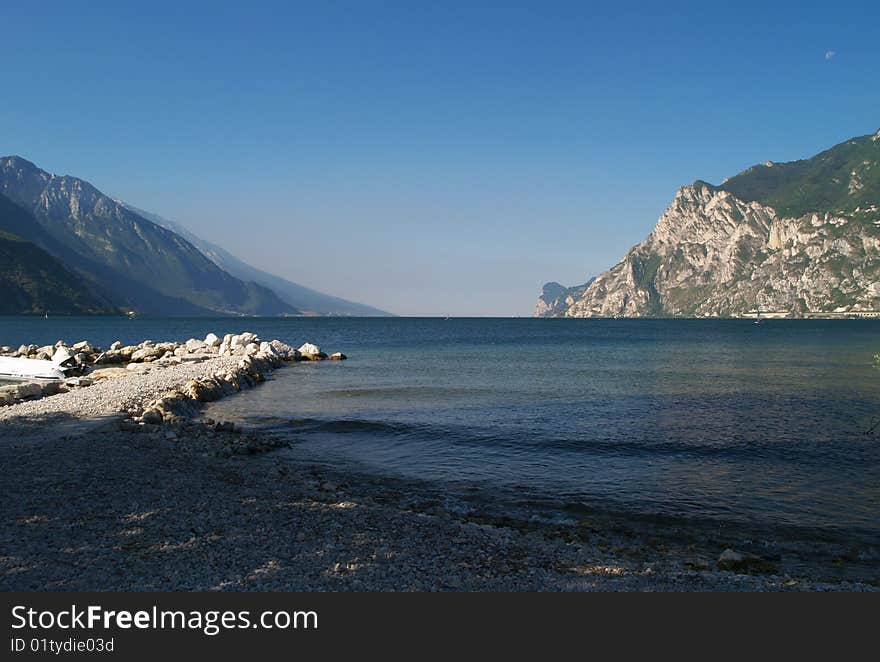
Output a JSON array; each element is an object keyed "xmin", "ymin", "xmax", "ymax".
[{"xmin": 2, "ymin": 316, "xmax": 879, "ymax": 545}]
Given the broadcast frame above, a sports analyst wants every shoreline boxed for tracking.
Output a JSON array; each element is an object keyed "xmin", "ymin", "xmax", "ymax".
[{"xmin": 1, "ymin": 335, "xmax": 877, "ymax": 591}]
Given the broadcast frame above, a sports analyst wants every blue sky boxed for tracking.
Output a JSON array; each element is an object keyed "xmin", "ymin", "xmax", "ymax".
[{"xmin": 2, "ymin": 1, "xmax": 878, "ymax": 315}]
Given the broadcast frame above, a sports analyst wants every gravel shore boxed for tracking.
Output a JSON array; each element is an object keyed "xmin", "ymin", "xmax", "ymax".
[
  {"xmin": 0, "ymin": 356, "xmax": 244, "ymax": 441},
  {"xmin": 1, "ymin": 359, "xmax": 877, "ymax": 591}
]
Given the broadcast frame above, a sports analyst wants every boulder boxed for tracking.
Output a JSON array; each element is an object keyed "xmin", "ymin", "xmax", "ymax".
[
  {"xmin": 185, "ymin": 338, "xmax": 206, "ymax": 352},
  {"xmin": 131, "ymin": 345, "xmax": 164, "ymax": 362},
  {"xmin": 51, "ymin": 346, "xmax": 77, "ymax": 366},
  {"xmin": 16, "ymin": 383, "xmax": 44, "ymax": 399},
  {"xmin": 93, "ymin": 349, "xmax": 130, "ymax": 365},
  {"xmin": 717, "ymin": 548, "xmax": 775, "ymax": 573},
  {"xmin": 298, "ymin": 342, "xmax": 322, "ymax": 356},
  {"xmin": 238, "ymin": 332, "xmax": 259, "ymax": 345},
  {"xmin": 717, "ymin": 549, "xmax": 743, "ymax": 569},
  {"xmin": 244, "ymin": 342, "xmax": 260, "ymax": 355},
  {"xmin": 218, "ymin": 334, "xmax": 235, "ymax": 356},
  {"xmin": 184, "ymin": 379, "xmax": 220, "ymax": 402},
  {"xmin": 204, "ymin": 332, "xmax": 222, "ymax": 347},
  {"xmin": 109, "ymin": 341, "xmax": 122, "ymax": 351},
  {"xmin": 41, "ymin": 381, "xmax": 64, "ymax": 396},
  {"xmin": 270, "ymin": 340, "xmax": 299, "ymax": 360},
  {"xmin": 329, "ymin": 352, "xmax": 347, "ymax": 361},
  {"xmin": 73, "ymin": 341, "xmax": 93, "ymax": 353},
  {"xmin": 141, "ymin": 409, "xmax": 163, "ymax": 425}
]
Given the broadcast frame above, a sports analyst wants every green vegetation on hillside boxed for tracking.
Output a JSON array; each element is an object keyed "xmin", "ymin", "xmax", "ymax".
[
  {"xmin": 0, "ymin": 230, "xmax": 118, "ymax": 315},
  {"xmin": 717, "ymin": 131, "xmax": 880, "ymax": 218}
]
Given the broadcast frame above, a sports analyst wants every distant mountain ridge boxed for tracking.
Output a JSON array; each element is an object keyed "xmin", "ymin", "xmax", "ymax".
[
  {"xmin": 538, "ymin": 129, "xmax": 880, "ymax": 318},
  {"xmin": 0, "ymin": 155, "xmax": 300, "ymax": 316},
  {"xmin": 122, "ymin": 203, "xmax": 392, "ymax": 317}
]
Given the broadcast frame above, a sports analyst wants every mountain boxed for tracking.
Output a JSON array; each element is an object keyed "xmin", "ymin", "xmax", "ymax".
[
  {"xmin": 0, "ymin": 156, "xmax": 296, "ymax": 316},
  {"xmin": 538, "ymin": 129, "xmax": 880, "ymax": 318},
  {"xmin": 122, "ymin": 203, "xmax": 392, "ymax": 316},
  {"xmin": 533, "ymin": 279, "xmax": 594, "ymax": 317},
  {"xmin": 0, "ymin": 194, "xmax": 117, "ymax": 315}
]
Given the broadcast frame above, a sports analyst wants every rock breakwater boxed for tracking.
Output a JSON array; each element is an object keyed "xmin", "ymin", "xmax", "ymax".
[{"xmin": 0, "ymin": 332, "xmax": 345, "ymax": 427}]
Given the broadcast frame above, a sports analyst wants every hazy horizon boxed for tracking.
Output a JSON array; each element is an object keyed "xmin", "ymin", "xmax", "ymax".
[{"xmin": 3, "ymin": 1, "xmax": 878, "ymax": 316}]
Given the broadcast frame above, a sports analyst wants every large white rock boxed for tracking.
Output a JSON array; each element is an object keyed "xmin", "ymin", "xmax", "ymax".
[
  {"xmin": 298, "ymin": 342, "xmax": 322, "ymax": 356},
  {"xmin": 204, "ymin": 333, "xmax": 221, "ymax": 347},
  {"xmin": 185, "ymin": 338, "xmax": 206, "ymax": 352},
  {"xmin": 73, "ymin": 340, "xmax": 93, "ymax": 353},
  {"xmin": 51, "ymin": 346, "xmax": 76, "ymax": 366},
  {"xmin": 131, "ymin": 345, "xmax": 164, "ymax": 362},
  {"xmin": 269, "ymin": 340, "xmax": 299, "ymax": 360},
  {"xmin": 239, "ymin": 332, "xmax": 259, "ymax": 345}
]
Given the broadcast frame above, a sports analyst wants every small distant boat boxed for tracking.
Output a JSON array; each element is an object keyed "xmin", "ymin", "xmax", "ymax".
[{"xmin": 0, "ymin": 356, "xmax": 72, "ymax": 382}]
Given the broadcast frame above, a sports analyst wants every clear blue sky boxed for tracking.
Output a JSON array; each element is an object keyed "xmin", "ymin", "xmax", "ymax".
[{"xmin": 2, "ymin": 1, "xmax": 878, "ymax": 315}]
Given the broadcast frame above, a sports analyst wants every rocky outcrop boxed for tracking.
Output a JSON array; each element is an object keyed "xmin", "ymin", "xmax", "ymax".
[
  {"xmin": 297, "ymin": 342, "xmax": 329, "ymax": 360},
  {"xmin": 533, "ymin": 280, "xmax": 595, "ymax": 317},
  {"xmin": 538, "ymin": 130, "xmax": 880, "ymax": 318},
  {"xmin": 138, "ymin": 352, "xmax": 285, "ymax": 425}
]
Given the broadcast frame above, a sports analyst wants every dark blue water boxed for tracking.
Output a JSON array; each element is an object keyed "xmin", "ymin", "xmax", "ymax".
[{"xmin": 3, "ymin": 317, "xmax": 879, "ymax": 544}]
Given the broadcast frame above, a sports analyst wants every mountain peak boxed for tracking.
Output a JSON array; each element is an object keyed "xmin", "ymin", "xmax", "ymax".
[
  {"xmin": 539, "ymin": 129, "xmax": 880, "ymax": 318},
  {"xmin": 0, "ymin": 157, "xmax": 298, "ymax": 316},
  {"xmin": 1, "ymin": 155, "xmax": 42, "ymax": 172}
]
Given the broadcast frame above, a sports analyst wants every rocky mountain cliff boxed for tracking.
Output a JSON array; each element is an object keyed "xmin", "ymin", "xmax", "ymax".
[
  {"xmin": 534, "ymin": 280, "xmax": 594, "ymax": 317},
  {"xmin": 0, "ymin": 156, "xmax": 295, "ymax": 316},
  {"xmin": 539, "ymin": 130, "xmax": 880, "ymax": 318}
]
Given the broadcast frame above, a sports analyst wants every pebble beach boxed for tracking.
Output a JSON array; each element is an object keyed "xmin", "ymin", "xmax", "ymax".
[{"xmin": 1, "ymin": 332, "xmax": 877, "ymax": 592}]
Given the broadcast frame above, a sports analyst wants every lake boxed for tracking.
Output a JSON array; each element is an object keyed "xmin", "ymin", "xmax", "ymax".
[{"xmin": 2, "ymin": 316, "xmax": 879, "ymax": 546}]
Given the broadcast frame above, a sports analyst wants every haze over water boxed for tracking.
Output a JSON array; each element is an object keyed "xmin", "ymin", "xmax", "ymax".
[{"xmin": 3, "ymin": 317, "xmax": 879, "ymax": 545}]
